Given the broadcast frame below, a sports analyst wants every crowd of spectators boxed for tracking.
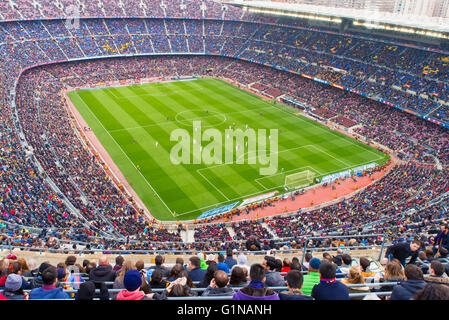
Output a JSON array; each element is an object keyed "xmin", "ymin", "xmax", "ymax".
[{"xmin": 2, "ymin": 239, "xmax": 449, "ymax": 300}]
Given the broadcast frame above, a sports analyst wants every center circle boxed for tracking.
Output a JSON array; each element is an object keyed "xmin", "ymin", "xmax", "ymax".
[{"xmin": 174, "ymin": 109, "xmax": 227, "ymax": 128}]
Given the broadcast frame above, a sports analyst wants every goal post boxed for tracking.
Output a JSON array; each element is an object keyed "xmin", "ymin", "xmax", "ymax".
[{"xmin": 284, "ymin": 170, "xmax": 316, "ymax": 190}]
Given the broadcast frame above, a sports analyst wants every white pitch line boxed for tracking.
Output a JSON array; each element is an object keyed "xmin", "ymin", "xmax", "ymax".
[
  {"xmin": 74, "ymin": 91, "xmax": 176, "ymax": 218},
  {"xmin": 311, "ymin": 144, "xmax": 353, "ymax": 167},
  {"xmin": 196, "ymin": 169, "xmax": 230, "ymax": 201}
]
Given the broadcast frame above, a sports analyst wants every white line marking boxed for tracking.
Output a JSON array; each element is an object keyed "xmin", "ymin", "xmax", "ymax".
[
  {"xmin": 74, "ymin": 91, "xmax": 176, "ymax": 218},
  {"xmin": 196, "ymin": 169, "xmax": 230, "ymax": 201}
]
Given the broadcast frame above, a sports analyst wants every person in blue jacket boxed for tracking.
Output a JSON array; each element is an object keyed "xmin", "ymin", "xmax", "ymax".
[
  {"xmin": 187, "ymin": 256, "xmax": 207, "ymax": 282},
  {"xmin": 29, "ymin": 266, "xmax": 69, "ymax": 300}
]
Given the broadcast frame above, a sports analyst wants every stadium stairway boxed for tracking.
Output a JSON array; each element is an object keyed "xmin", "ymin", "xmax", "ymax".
[
  {"xmin": 184, "ymin": 228, "xmax": 195, "ymax": 243},
  {"xmin": 226, "ymin": 226, "xmax": 236, "ymax": 239},
  {"xmin": 262, "ymin": 222, "xmax": 278, "ymax": 240}
]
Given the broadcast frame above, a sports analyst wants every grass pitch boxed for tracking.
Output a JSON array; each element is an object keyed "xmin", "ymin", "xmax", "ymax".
[{"xmin": 68, "ymin": 78, "xmax": 389, "ymax": 221}]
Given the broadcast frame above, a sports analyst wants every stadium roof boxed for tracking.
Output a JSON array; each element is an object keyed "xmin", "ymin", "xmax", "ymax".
[{"xmin": 227, "ymin": 0, "xmax": 449, "ymax": 36}]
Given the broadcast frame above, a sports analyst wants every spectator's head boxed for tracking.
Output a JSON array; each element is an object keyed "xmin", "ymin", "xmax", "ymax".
[
  {"xmin": 135, "ymin": 260, "xmax": 145, "ymax": 272},
  {"xmin": 410, "ymin": 240, "xmax": 421, "ymax": 252},
  {"xmin": 341, "ymin": 254, "xmax": 352, "ymax": 266},
  {"xmin": 75, "ymin": 281, "xmax": 96, "ymax": 300},
  {"xmin": 212, "ymin": 270, "xmax": 229, "ymax": 288},
  {"xmin": 238, "ymin": 254, "xmax": 247, "ymax": 266},
  {"xmin": 418, "ymin": 251, "xmax": 427, "ymax": 261},
  {"xmin": 309, "ymin": 258, "xmax": 321, "ymax": 272},
  {"xmin": 384, "ymin": 261, "xmax": 405, "ymax": 280},
  {"xmin": 57, "ymin": 267, "xmax": 67, "ymax": 282},
  {"xmin": 124, "ymin": 270, "xmax": 142, "ymax": 292},
  {"xmin": 346, "ymin": 266, "xmax": 365, "ymax": 284},
  {"xmin": 323, "ymin": 253, "xmax": 332, "ymax": 263},
  {"xmin": 438, "ymin": 247, "xmax": 448, "ymax": 258},
  {"xmin": 359, "ymin": 257, "xmax": 371, "ymax": 272},
  {"xmin": 189, "ymin": 256, "xmax": 201, "ymax": 270},
  {"xmin": 262, "ymin": 256, "xmax": 277, "ymax": 271},
  {"xmin": 175, "ymin": 258, "xmax": 184, "ymax": 265},
  {"xmin": 275, "ymin": 259, "xmax": 282, "ymax": 272},
  {"xmin": 304, "ymin": 252, "xmax": 312, "ymax": 263},
  {"xmin": 283, "ymin": 258, "xmax": 291, "ymax": 268},
  {"xmin": 217, "ymin": 253, "xmax": 225, "ymax": 263},
  {"xmin": 413, "ymin": 283, "xmax": 449, "ymax": 300},
  {"xmin": 117, "ymin": 260, "xmax": 136, "ymax": 281},
  {"xmin": 85, "ymin": 262, "xmax": 96, "ymax": 275},
  {"xmin": 115, "ymin": 255, "xmax": 124, "ymax": 267},
  {"xmin": 425, "ymin": 248, "xmax": 434, "ymax": 259},
  {"xmin": 404, "ymin": 264, "xmax": 424, "ymax": 281},
  {"xmin": 155, "ymin": 255, "xmax": 164, "ymax": 266},
  {"xmin": 249, "ymin": 263, "xmax": 266, "ymax": 283},
  {"xmin": 65, "ymin": 256, "xmax": 77, "ymax": 267},
  {"xmin": 440, "ymin": 224, "xmax": 448, "ymax": 232},
  {"xmin": 230, "ymin": 266, "xmax": 247, "ymax": 285},
  {"xmin": 290, "ymin": 260, "xmax": 301, "ymax": 271},
  {"xmin": 37, "ymin": 262, "xmax": 52, "ymax": 277},
  {"xmin": 7, "ymin": 261, "xmax": 22, "ymax": 275},
  {"xmin": 98, "ymin": 256, "xmax": 109, "ymax": 266},
  {"xmin": 429, "ymin": 260, "xmax": 445, "ymax": 277},
  {"xmin": 42, "ymin": 266, "xmax": 58, "ymax": 286},
  {"xmin": 150, "ymin": 268, "xmax": 163, "ymax": 284},
  {"xmin": 319, "ymin": 261, "xmax": 336, "ymax": 279},
  {"xmin": 226, "ymin": 247, "xmax": 233, "ymax": 257},
  {"xmin": 169, "ymin": 263, "xmax": 184, "ymax": 280},
  {"xmin": 5, "ymin": 274, "xmax": 23, "ymax": 293},
  {"xmin": 285, "ymin": 270, "xmax": 304, "ymax": 290}
]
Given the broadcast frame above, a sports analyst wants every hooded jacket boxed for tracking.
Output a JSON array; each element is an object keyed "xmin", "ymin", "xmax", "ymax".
[
  {"xmin": 232, "ymin": 284, "xmax": 279, "ymax": 300},
  {"xmin": 201, "ymin": 286, "xmax": 235, "ymax": 296},
  {"xmin": 423, "ymin": 275, "xmax": 449, "ymax": 286},
  {"xmin": 116, "ymin": 290, "xmax": 152, "ymax": 300},
  {"xmin": 89, "ymin": 264, "xmax": 116, "ymax": 282},
  {"xmin": 265, "ymin": 271, "xmax": 285, "ymax": 287},
  {"xmin": 279, "ymin": 290, "xmax": 313, "ymax": 300},
  {"xmin": 389, "ymin": 279, "xmax": 426, "ymax": 300},
  {"xmin": 29, "ymin": 285, "xmax": 69, "ymax": 300}
]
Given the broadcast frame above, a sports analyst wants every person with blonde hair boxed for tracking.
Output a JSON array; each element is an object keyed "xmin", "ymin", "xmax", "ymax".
[
  {"xmin": 371, "ymin": 260, "xmax": 405, "ymax": 299},
  {"xmin": 341, "ymin": 266, "xmax": 370, "ymax": 300}
]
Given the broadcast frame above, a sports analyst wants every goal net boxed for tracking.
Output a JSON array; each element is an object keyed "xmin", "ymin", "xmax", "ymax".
[{"xmin": 284, "ymin": 170, "xmax": 315, "ymax": 190}]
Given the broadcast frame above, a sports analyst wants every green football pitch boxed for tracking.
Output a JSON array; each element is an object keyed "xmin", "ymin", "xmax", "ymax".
[{"xmin": 68, "ymin": 78, "xmax": 389, "ymax": 221}]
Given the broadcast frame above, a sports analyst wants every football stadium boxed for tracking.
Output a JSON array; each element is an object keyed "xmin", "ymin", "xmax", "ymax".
[{"xmin": 0, "ymin": 0, "xmax": 448, "ymax": 305}]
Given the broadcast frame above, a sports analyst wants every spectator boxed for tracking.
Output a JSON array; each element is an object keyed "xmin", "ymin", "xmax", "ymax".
[
  {"xmin": 29, "ymin": 266, "xmax": 69, "ymax": 300},
  {"xmin": 229, "ymin": 266, "xmax": 247, "ymax": 287},
  {"xmin": 225, "ymin": 248, "xmax": 237, "ymax": 270},
  {"xmin": 188, "ymin": 256, "xmax": 207, "ymax": 282},
  {"xmin": 89, "ymin": 256, "xmax": 116, "ymax": 283},
  {"xmin": 232, "ymin": 253, "xmax": 250, "ymax": 274},
  {"xmin": 113, "ymin": 255, "xmax": 125, "ymax": 273},
  {"xmin": 198, "ymin": 262, "xmax": 218, "ymax": 288},
  {"xmin": 232, "ymin": 264, "xmax": 279, "ymax": 300},
  {"xmin": 113, "ymin": 260, "xmax": 136, "ymax": 298},
  {"xmin": 383, "ymin": 240, "xmax": 421, "ymax": 266},
  {"xmin": 433, "ymin": 224, "xmax": 449, "ymax": 254},
  {"xmin": 413, "ymin": 283, "xmax": 449, "ymax": 300},
  {"xmin": 201, "ymin": 270, "xmax": 234, "ymax": 297},
  {"xmin": 116, "ymin": 270, "xmax": 154, "ymax": 300},
  {"xmin": 372, "ymin": 260, "xmax": 405, "ymax": 296},
  {"xmin": 423, "ymin": 260, "xmax": 449, "ymax": 286},
  {"xmin": 166, "ymin": 277, "xmax": 194, "ymax": 297},
  {"xmin": 262, "ymin": 256, "xmax": 285, "ymax": 287},
  {"xmin": 148, "ymin": 269, "xmax": 169, "ymax": 289},
  {"xmin": 333, "ymin": 248, "xmax": 344, "ymax": 266},
  {"xmin": 167, "ymin": 263, "xmax": 184, "ymax": 282},
  {"xmin": 0, "ymin": 274, "xmax": 29, "ymax": 300},
  {"xmin": 341, "ymin": 266, "xmax": 371, "ymax": 300},
  {"xmin": 30, "ymin": 262, "xmax": 52, "ymax": 289},
  {"xmin": 390, "ymin": 264, "xmax": 426, "ymax": 300},
  {"xmin": 339, "ymin": 254, "xmax": 352, "ymax": 274},
  {"xmin": 75, "ymin": 281, "xmax": 109, "ymax": 301},
  {"xmin": 148, "ymin": 255, "xmax": 170, "ymax": 278},
  {"xmin": 302, "ymin": 258, "xmax": 321, "ymax": 296},
  {"xmin": 311, "ymin": 261, "xmax": 349, "ymax": 300},
  {"xmin": 281, "ymin": 258, "xmax": 291, "ymax": 273},
  {"xmin": 301, "ymin": 253, "xmax": 313, "ymax": 271},
  {"xmin": 359, "ymin": 257, "xmax": 375, "ymax": 278},
  {"xmin": 245, "ymin": 236, "xmax": 261, "ymax": 251},
  {"xmin": 216, "ymin": 253, "xmax": 230, "ymax": 274},
  {"xmin": 279, "ymin": 270, "xmax": 313, "ymax": 300}
]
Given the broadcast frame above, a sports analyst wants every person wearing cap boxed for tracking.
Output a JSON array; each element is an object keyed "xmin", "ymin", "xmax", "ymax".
[
  {"xmin": 116, "ymin": 270, "xmax": 154, "ymax": 300},
  {"xmin": 0, "ymin": 274, "xmax": 29, "ymax": 300},
  {"xmin": 29, "ymin": 262, "xmax": 52, "ymax": 289},
  {"xmin": 302, "ymin": 257, "xmax": 321, "ymax": 296},
  {"xmin": 225, "ymin": 248, "xmax": 237, "ymax": 270},
  {"xmin": 29, "ymin": 266, "xmax": 69, "ymax": 299}
]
